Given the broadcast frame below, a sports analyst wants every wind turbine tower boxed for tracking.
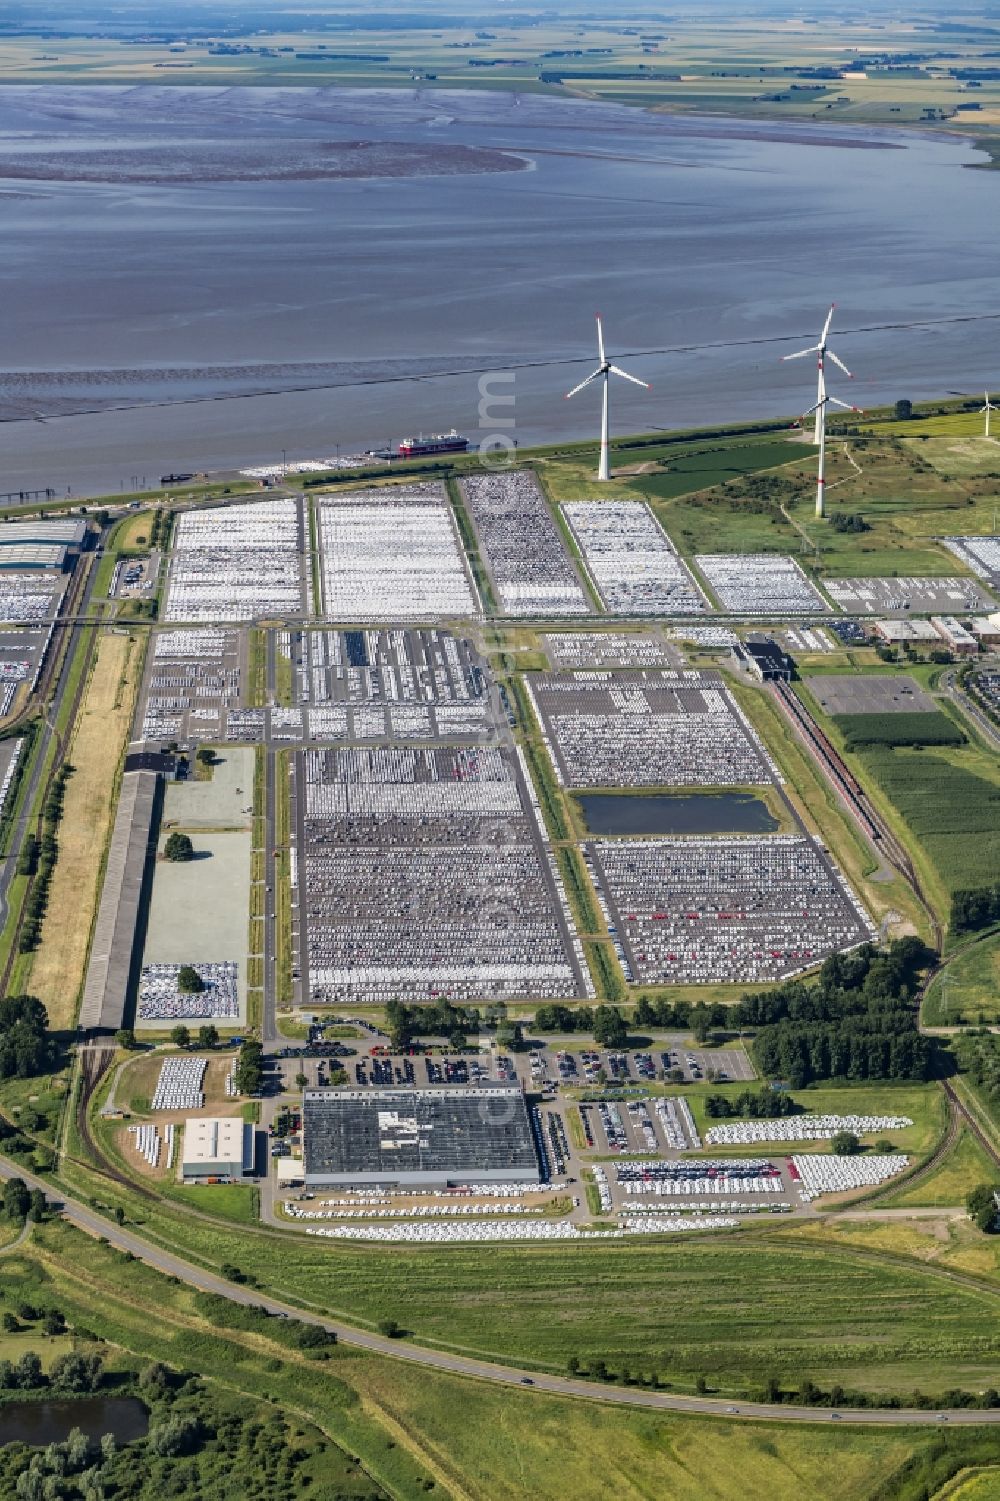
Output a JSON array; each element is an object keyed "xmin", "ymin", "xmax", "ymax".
[
  {"xmin": 566, "ymin": 315, "xmax": 650, "ymax": 482},
  {"xmin": 982, "ymin": 390, "xmax": 996, "ymax": 439},
  {"xmin": 801, "ymin": 387, "xmax": 862, "ymax": 519},
  {"xmin": 782, "ymin": 304, "xmax": 853, "ymax": 444}
]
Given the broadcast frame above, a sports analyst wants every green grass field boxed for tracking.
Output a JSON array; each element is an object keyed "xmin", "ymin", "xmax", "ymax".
[
  {"xmin": 881, "ymin": 1127, "xmax": 998, "ymax": 1209},
  {"xmin": 685, "ymin": 1082, "xmax": 945, "ymax": 1162},
  {"xmin": 9, "ymin": 1220, "xmax": 1000, "ymax": 1501},
  {"xmin": 924, "ymin": 930, "xmax": 1000, "ymax": 1027}
]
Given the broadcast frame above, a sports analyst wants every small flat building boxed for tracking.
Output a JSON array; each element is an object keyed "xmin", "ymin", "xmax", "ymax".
[
  {"xmin": 931, "ymin": 616, "xmax": 979, "ymax": 655},
  {"xmin": 872, "ymin": 619, "xmax": 940, "ymax": 644},
  {"xmin": 968, "ymin": 616, "xmax": 1000, "ymax": 647},
  {"xmin": 733, "ymin": 637, "xmax": 794, "ymax": 682},
  {"xmin": 182, "ymin": 1117, "xmax": 254, "ymax": 1181},
  {"xmin": 302, "ymin": 1085, "xmax": 540, "ymax": 1188}
]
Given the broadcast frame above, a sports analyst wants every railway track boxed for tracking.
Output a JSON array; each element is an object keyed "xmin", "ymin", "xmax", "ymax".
[
  {"xmin": 770, "ymin": 681, "xmax": 942, "ymax": 947},
  {"xmin": 942, "ymin": 1078, "xmax": 1000, "ymax": 1174}
]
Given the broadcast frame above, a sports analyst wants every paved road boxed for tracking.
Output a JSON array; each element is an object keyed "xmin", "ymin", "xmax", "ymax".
[{"xmin": 2, "ymin": 1154, "xmax": 997, "ymax": 1429}]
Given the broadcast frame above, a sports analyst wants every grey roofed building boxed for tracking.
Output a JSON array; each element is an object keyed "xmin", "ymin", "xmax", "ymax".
[
  {"xmin": 302, "ymin": 1085, "xmax": 540, "ymax": 1187},
  {"xmin": 79, "ymin": 770, "xmax": 159, "ymax": 1036},
  {"xmin": 0, "ymin": 518, "xmax": 87, "ymax": 548}
]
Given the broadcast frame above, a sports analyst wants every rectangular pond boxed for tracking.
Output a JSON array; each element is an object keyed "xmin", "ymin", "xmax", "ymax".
[{"xmin": 576, "ymin": 792, "xmax": 779, "ymax": 837}]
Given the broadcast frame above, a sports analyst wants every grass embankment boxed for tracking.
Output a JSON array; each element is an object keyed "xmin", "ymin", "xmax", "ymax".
[
  {"xmin": 23, "ymin": 631, "xmax": 145, "ymax": 1028},
  {"xmin": 273, "ymin": 635, "xmax": 293, "ymax": 707},
  {"xmin": 447, "ymin": 476, "xmax": 496, "ymax": 613},
  {"xmin": 246, "ymin": 628, "xmax": 267, "ymax": 708}
]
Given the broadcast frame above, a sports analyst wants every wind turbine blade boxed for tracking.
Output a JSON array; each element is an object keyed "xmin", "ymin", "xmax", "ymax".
[
  {"xmin": 827, "ymin": 396, "xmax": 862, "ymax": 413},
  {"xmin": 781, "ymin": 345, "xmax": 821, "ymax": 362},
  {"xmin": 827, "ymin": 350, "xmax": 853, "ymax": 378},
  {"xmin": 609, "ymin": 365, "xmax": 651, "ymax": 390},
  {"xmin": 821, "ymin": 304, "xmax": 835, "ymax": 344},
  {"xmin": 596, "ymin": 313, "xmax": 605, "ymax": 365},
  {"xmin": 565, "ymin": 369, "xmax": 602, "ymax": 399},
  {"xmin": 801, "ymin": 399, "xmax": 823, "ymax": 418}
]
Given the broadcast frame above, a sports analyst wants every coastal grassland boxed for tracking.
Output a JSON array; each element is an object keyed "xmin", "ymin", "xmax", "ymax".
[
  {"xmin": 923, "ymin": 929, "xmax": 1000, "ymax": 1027},
  {"xmin": 879, "ymin": 1127, "xmax": 999, "ymax": 1209},
  {"xmin": 23, "ymin": 628, "xmax": 145, "ymax": 1028},
  {"xmin": 783, "ymin": 444, "xmax": 994, "ymax": 575}
]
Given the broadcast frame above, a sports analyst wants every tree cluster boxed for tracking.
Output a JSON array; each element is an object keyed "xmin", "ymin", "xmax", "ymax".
[
  {"xmin": 164, "ymin": 831, "xmax": 194, "ymax": 863},
  {"xmin": 233, "ymin": 1040, "xmax": 264, "ymax": 1096},
  {"xmin": 384, "ymin": 998, "xmax": 481, "ymax": 1051},
  {"xmin": 950, "ymin": 885, "xmax": 1000, "ymax": 935},
  {"xmin": 740, "ymin": 939, "xmax": 934, "ymax": 1087},
  {"xmin": 19, "ymin": 764, "xmax": 72, "ymax": 953},
  {"xmin": 830, "ymin": 512, "xmax": 870, "ymax": 533},
  {"xmin": 0, "ymin": 995, "xmax": 54, "ymax": 1081},
  {"xmin": 967, "ymin": 1182, "xmax": 1000, "ymax": 1233},
  {"xmin": 0, "ymin": 1350, "xmax": 102, "ymax": 1393},
  {"xmin": 703, "ymin": 1086, "xmax": 798, "ymax": 1120}
]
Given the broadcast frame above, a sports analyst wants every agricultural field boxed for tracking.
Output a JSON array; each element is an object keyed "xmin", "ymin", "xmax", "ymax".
[
  {"xmin": 833, "ymin": 712, "xmax": 966, "ymax": 752},
  {"xmin": 857, "ymin": 746, "xmax": 1000, "ymax": 899},
  {"xmin": 4, "ymin": 14, "xmax": 1000, "ymax": 144}
]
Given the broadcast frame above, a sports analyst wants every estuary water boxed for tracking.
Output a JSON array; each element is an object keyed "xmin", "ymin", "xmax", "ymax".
[{"xmin": 0, "ymin": 85, "xmax": 997, "ymax": 495}]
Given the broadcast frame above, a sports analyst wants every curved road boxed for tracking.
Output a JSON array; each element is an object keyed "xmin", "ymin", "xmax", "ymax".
[{"xmin": 2, "ymin": 1155, "xmax": 998, "ymax": 1429}]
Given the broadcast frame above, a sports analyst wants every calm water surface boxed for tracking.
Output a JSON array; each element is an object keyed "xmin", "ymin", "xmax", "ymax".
[
  {"xmin": 0, "ymin": 86, "xmax": 997, "ymax": 494},
  {"xmin": 578, "ymin": 792, "xmax": 779, "ymax": 836},
  {"xmin": 0, "ymin": 1397, "xmax": 148, "ymax": 1447}
]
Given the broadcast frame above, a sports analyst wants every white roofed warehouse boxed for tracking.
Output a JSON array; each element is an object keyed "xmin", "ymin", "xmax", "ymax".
[{"xmin": 181, "ymin": 1117, "xmax": 254, "ymax": 1182}]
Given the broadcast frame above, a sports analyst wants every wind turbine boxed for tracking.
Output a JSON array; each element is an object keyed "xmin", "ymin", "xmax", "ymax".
[
  {"xmin": 566, "ymin": 314, "xmax": 650, "ymax": 482},
  {"xmin": 782, "ymin": 304, "xmax": 853, "ymax": 445},
  {"xmin": 800, "ymin": 388, "xmax": 862, "ymax": 519},
  {"xmin": 982, "ymin": 390, "xmax": 997, "ymax": 439}
]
